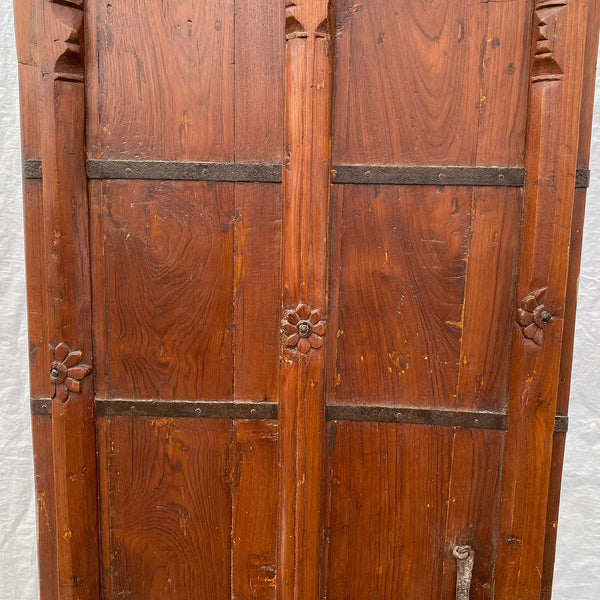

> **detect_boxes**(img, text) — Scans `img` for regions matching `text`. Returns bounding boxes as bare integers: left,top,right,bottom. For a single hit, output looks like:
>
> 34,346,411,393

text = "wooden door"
13,0,600,598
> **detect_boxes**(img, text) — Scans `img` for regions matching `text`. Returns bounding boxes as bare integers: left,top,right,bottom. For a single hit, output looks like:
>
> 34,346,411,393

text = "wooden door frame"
12,1,600,599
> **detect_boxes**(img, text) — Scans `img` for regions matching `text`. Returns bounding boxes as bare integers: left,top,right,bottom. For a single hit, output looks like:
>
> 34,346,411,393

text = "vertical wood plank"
233,184,282,403
97,417,232,600
91,180,235,400
541,2,600,595
279,1,334,598
31,415,58,600
37,1,100,597
495,1,590,597
232,421,279,599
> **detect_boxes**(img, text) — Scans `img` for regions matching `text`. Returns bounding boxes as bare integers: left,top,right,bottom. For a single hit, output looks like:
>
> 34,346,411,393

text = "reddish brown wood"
12,2,600,599
90,180,235,400
232,421,279,599
97,416,232,599
233,184,282,403
279,1,334,598
541,3,600,595
31,415,58,600
495,1,591,597
332,0,532,166
34,1,101,598
325,422,502,599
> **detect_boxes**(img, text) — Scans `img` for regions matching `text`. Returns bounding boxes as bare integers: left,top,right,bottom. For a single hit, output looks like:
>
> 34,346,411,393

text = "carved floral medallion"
516,288,553,346
50,342,92,402
282,304,326,354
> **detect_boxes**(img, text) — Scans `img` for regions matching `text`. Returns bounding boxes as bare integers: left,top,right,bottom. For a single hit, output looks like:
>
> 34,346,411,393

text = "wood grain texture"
14,0,46,398
332,0,532,166
456,188,521,411
324,422,502,599
232,421,279,599
233,184,281,402
233,0,284,162
331,184,469,407
279,1,334,598
37,0,100,595
495,1,591,597
97,416,232,600
91,180,234,400
541,3,600,595
31,416,58,600
88,0,234,161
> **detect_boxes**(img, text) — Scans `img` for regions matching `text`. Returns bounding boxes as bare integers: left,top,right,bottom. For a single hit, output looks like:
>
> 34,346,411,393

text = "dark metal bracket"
23,158,591,188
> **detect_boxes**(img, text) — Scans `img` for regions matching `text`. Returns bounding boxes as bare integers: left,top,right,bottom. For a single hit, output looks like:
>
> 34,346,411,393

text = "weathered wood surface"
33,1,101,598
541,3,600,596
495,1,591,597
12,1,599,598
279,1,333,599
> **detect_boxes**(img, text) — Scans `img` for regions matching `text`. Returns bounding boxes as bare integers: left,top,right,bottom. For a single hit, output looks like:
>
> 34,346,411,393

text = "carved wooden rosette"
279,1,334,599
496,1,590,597
37,1,100,598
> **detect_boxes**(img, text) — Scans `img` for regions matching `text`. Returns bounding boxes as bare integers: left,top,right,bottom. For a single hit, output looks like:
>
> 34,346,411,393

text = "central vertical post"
279,1,334,599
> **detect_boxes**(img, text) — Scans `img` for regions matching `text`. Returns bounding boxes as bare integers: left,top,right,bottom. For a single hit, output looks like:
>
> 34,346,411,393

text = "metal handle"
452,545,475,600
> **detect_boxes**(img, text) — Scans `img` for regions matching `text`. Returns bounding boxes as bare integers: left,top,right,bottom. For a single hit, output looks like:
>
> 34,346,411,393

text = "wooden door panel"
325,422,503,600
233,184,282,403
232,421,279,599
330,184,519,410
332,0,532,166
87,0,284,162
14,0,599,597
91,180,236,400
88,0,235,161
98,417,233,600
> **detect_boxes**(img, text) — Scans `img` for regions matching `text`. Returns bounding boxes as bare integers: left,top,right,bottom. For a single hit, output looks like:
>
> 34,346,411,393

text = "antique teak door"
12,0,600,598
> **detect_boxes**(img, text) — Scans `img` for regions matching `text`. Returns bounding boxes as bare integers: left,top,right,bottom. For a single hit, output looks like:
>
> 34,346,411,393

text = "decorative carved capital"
282,304,326,354
44,0,84,81
516,288,553,346
532,1,567,84
285,1,330,41
50,342,92,402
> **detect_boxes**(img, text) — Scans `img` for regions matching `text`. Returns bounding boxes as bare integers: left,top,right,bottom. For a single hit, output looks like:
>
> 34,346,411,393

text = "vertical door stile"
37,1,100,598
495,0,589,597
279,1,334,599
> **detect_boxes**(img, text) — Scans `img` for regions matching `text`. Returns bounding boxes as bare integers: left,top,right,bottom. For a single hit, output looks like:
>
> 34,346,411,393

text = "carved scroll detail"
46,0,84,81
285,1,330,40
282,304,326,354
50,342,92,402
516,288,553,346
532,1,568,84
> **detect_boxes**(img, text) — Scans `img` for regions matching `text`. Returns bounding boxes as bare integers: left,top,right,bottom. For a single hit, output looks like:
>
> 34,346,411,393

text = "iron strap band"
23,159,590,188
30,397,568,433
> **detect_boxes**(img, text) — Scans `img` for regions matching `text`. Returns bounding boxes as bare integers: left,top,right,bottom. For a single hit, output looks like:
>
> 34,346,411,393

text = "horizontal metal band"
30,397,52,417
326,404,508,430
331,165,526,187
32,397,568,432
575,168,590,188
23,158,591,189
86,159,282,182
554,415,569,434
23,159,42,180
95,398,278,419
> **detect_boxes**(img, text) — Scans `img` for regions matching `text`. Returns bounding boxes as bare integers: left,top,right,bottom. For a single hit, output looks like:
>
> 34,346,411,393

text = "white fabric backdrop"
0,2,599,598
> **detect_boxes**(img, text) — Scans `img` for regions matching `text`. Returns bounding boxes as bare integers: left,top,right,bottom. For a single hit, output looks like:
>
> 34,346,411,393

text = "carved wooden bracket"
50,342,92,402
532,1,567,84
44,0,84,81
282,304,326,353
285,1,330,40
516,288,553,346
